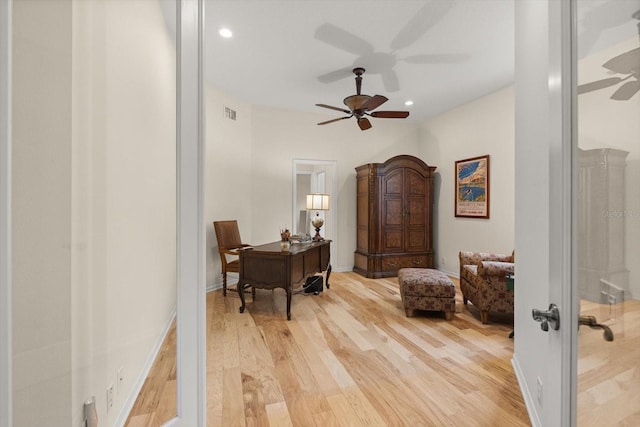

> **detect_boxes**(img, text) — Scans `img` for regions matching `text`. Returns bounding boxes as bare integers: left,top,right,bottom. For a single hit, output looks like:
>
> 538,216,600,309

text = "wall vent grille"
224,106,237,121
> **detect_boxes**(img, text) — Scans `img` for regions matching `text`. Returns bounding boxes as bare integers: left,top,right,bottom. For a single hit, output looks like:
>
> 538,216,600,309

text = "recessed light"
404,100,414,106
219,28,233,38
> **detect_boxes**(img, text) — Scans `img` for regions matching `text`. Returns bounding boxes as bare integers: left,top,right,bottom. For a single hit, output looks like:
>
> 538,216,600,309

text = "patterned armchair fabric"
459,251,515,324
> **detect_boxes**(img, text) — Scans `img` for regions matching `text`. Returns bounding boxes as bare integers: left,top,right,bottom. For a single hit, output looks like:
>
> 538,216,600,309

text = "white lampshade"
306,194,330,211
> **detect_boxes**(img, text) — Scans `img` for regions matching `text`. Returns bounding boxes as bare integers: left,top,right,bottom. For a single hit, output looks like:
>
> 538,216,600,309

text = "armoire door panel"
406,169,426,196
407,198,425,226
383,228,403,251
383,170,404,195
406,228,426,251
384,198,403,226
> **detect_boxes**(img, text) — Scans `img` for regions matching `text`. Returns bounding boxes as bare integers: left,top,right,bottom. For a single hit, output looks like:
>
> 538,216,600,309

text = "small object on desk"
280,227,291,241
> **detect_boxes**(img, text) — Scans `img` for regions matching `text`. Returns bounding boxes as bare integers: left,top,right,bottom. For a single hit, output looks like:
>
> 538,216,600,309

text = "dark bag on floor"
303,275,323,294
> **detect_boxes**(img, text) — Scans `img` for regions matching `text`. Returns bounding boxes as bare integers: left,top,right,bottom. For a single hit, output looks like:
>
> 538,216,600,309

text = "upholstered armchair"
459,251,515,324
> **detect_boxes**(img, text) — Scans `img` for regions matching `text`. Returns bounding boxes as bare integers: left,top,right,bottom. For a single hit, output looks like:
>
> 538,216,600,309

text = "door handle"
532,303,560,331
579,315,614,342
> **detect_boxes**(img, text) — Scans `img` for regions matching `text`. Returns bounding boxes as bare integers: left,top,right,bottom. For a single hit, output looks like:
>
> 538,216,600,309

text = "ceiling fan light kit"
316,67,409,131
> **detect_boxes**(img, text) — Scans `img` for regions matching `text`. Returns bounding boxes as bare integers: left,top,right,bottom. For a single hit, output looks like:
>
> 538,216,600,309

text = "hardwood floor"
577,298,640,426
126,272,529,426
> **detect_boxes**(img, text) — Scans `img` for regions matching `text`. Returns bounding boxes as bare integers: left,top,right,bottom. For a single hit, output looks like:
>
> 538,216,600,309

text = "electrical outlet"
536,377,543,405
441,257,446,265
117,367,124,394
106,384,114,412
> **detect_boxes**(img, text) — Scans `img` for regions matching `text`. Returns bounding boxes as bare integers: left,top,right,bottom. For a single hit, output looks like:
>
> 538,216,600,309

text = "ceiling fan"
316,67,409,131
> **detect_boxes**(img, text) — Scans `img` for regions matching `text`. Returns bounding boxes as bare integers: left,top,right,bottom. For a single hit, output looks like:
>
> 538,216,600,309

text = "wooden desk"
238,240,331,320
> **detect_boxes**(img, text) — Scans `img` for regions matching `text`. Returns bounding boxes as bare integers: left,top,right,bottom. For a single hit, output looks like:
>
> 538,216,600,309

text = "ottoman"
398,268,456,320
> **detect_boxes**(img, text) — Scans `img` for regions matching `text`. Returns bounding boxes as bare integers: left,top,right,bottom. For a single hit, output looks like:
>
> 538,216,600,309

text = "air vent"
224,106,236,121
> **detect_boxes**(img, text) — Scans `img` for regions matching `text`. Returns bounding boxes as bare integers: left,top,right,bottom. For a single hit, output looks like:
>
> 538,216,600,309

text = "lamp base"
312,227,324,241
311,212,325,241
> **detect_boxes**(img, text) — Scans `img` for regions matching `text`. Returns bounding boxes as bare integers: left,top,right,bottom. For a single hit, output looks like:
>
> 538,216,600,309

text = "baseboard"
438,267,459,278
115,309,176,427
512,355,541,427
207,282,222,293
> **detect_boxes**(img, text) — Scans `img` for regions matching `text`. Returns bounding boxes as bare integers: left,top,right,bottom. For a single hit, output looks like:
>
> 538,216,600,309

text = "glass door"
575,0,640,424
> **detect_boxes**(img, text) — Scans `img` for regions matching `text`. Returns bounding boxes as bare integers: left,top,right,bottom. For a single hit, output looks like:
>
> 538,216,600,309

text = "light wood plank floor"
126,272,529,426
577,298,640,426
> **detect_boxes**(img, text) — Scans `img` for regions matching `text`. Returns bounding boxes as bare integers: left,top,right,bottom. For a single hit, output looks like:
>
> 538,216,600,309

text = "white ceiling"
161,0,640,124
204,0,515,123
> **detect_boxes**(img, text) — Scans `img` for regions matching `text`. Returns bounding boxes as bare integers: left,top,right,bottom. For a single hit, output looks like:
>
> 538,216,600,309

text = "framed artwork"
455,155,490,218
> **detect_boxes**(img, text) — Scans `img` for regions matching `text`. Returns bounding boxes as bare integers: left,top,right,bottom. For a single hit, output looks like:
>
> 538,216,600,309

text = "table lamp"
306,193,330,241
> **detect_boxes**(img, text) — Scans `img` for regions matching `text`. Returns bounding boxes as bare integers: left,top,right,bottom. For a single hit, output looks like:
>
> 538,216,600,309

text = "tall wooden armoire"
354,155,436,278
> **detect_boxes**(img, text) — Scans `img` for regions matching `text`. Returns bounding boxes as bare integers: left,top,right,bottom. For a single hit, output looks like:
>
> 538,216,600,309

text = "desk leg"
325,263,332,289
286,285,292,320
239,281,246,313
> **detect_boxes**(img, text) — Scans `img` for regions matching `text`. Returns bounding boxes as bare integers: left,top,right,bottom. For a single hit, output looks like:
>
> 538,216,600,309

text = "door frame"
170,0,206,425
548,0,579,425
0,0,12,426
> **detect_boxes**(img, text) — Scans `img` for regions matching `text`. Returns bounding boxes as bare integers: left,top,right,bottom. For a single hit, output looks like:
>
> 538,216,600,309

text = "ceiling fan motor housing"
343,94,372,112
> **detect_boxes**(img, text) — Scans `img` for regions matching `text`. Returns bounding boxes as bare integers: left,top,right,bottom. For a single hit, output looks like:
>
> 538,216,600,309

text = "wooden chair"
213,220,252,296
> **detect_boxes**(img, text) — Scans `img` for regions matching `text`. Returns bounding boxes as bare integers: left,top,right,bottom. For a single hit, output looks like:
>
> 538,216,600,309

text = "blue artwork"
457,160,486,202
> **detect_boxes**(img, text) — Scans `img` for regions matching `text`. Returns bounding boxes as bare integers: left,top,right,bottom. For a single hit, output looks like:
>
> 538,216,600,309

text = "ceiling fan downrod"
353,67,365,95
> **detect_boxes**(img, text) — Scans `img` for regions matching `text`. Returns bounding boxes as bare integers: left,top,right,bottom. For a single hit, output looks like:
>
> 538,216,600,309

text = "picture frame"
455,154,490,218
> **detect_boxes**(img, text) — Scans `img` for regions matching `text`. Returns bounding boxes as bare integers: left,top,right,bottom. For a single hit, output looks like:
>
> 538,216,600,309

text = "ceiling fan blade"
610,80,640,100
577,77,623,94
390,0,453,51
358,117,372,131
317,67,354,83
314,23,374,56
402,53,470,64
360,95,388,111
602,47,640,75
370,111,410,119
316,103,351,114
318,116,351,126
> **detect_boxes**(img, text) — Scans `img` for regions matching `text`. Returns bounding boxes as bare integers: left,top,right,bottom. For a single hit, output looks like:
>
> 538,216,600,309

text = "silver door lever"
579,315,614,342
532,303,560,331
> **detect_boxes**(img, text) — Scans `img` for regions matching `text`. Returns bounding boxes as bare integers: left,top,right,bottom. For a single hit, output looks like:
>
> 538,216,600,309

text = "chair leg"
463,296,468,305
480,310,489,324
252,286,256,301
222,272,227,296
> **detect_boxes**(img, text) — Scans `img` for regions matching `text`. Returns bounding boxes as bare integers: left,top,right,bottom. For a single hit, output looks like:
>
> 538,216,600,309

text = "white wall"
203,97,424,280
249,106,422,272
71,1,178,425
204,85,253,289
12,1,72,424
419,86,515,276
13,0,177,425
